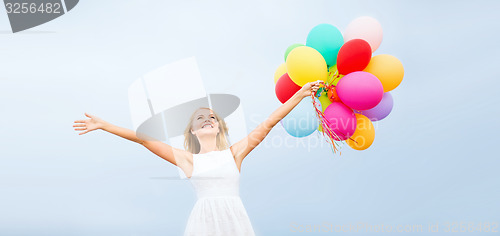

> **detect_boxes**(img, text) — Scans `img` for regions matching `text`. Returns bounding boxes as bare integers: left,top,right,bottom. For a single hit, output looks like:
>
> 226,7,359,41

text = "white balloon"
344,16,383,52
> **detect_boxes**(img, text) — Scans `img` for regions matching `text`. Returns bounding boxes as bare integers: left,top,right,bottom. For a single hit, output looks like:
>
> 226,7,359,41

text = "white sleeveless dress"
183,149,256,236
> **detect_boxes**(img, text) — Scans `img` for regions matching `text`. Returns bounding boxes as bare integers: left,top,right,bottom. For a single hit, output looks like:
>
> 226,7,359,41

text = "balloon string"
327,71,338,85
311,94,343,155
327,67,342,86
311,83,359,154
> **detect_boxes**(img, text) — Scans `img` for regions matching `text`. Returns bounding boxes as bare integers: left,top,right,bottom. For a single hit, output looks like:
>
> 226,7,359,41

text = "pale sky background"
1,0,499,235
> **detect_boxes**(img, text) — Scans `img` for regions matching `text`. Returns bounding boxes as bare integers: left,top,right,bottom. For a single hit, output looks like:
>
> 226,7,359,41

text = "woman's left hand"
297,80,322,98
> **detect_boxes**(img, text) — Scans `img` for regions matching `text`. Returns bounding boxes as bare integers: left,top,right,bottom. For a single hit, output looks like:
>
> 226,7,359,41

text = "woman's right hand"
73,113,107,135
297,80,322,98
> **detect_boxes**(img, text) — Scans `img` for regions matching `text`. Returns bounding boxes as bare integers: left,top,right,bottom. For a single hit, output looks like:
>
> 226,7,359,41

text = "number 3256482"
5,2,61,14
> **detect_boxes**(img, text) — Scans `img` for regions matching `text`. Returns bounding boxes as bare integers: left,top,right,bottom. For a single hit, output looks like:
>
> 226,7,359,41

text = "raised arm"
230,81,321,162
73,113,188,167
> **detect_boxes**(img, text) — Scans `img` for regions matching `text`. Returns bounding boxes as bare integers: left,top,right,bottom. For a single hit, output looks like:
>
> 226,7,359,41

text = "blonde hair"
184,108,230,154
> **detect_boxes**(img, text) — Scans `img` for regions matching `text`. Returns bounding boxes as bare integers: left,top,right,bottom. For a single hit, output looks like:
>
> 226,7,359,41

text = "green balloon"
284,43,304,62
306,24,344,66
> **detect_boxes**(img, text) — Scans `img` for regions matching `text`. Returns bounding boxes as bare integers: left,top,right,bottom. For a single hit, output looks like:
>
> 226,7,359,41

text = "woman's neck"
197,137,218,154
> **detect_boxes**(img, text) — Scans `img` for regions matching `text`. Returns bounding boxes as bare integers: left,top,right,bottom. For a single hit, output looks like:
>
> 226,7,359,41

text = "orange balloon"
346,114,375,150
327,87,341,103
363,54,404,92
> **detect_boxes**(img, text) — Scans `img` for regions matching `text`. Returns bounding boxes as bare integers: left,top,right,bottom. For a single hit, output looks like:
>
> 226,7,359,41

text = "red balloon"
275,73,301,103
337,39,372,75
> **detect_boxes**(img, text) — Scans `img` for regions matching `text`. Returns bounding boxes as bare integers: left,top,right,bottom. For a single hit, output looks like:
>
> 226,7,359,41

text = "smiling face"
190,108,220,138
184,107,230,154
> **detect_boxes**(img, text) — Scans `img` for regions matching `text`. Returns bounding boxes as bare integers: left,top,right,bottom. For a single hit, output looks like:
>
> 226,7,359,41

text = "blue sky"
0,0,499,235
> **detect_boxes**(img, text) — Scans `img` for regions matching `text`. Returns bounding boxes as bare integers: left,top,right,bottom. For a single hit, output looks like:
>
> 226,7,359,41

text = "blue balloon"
306,24,344,67
281,97,319,137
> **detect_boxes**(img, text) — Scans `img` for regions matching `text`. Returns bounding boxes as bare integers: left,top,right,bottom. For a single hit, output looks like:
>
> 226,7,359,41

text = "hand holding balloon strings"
298,80,322,98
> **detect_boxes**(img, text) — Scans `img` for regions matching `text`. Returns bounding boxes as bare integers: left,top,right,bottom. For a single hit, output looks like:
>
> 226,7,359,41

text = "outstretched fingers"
78,130,89,135
74,114,93,135
73,119,87,134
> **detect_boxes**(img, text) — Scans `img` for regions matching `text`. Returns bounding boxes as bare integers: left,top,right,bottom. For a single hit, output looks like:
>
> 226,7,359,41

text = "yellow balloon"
328,64,338,73
318,93,332,112
326,65,341,86
316,93,332,132
363,54,404,92
346,114,375,150
286,46,328,86
332,74,344,86
274,63,287,84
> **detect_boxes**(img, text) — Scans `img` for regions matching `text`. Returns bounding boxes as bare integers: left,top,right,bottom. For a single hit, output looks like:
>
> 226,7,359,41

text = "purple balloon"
354,92,393,121
336,71,384,110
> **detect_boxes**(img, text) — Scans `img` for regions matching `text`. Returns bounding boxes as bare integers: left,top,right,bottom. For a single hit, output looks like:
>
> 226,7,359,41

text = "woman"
73,81,321,235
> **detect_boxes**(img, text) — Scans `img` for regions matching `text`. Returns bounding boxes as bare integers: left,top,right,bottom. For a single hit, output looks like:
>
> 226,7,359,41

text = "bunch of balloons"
274,16,404,152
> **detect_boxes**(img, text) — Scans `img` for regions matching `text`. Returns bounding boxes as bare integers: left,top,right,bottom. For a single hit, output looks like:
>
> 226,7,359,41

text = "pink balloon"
344,16,383,53
323,102,357,141
336,71,384,110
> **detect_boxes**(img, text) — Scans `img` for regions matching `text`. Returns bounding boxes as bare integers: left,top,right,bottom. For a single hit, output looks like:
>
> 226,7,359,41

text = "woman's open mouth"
202,124,213,129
